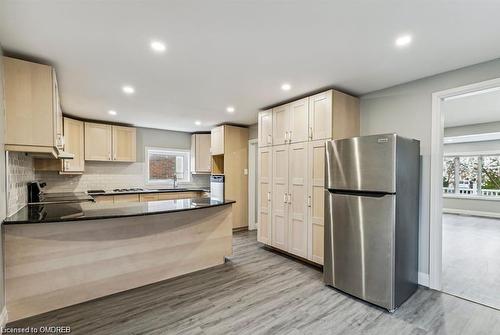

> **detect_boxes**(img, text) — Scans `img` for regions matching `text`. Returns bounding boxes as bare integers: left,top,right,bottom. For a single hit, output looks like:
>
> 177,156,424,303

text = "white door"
288,142,309,258
272,145,289,250
257,146,272,243
258,110,273,147
289,98,309,143
272,104,290,145
309,90,332,141
308,140,326,264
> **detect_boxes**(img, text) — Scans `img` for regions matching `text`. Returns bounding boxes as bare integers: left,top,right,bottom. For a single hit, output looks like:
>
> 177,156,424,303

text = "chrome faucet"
173,174,178,189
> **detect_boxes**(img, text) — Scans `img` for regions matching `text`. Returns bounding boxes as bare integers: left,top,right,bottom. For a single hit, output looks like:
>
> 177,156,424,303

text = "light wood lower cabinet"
257,147,272,244
271,145,289,250
258,140,327,265
113,194,140,203
307,140,326,265
140,193,159,202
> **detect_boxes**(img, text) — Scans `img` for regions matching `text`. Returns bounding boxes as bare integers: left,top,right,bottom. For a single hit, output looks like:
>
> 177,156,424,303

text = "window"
443,154,500,198
145,147,190,185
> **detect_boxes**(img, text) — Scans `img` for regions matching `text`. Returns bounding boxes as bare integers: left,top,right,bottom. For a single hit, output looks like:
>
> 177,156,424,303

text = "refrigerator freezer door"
329,192,396,310
326,134,397,193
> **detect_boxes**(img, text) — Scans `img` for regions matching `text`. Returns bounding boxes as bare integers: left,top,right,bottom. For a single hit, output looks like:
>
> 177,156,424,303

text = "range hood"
5,144,74,159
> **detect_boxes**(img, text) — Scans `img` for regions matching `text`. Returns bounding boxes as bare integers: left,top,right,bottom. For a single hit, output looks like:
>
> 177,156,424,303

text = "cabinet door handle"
288,131,292,143
309,127,313,140
267,192,271,201
307,195,312,207
288,193,292,204
283,193,287,203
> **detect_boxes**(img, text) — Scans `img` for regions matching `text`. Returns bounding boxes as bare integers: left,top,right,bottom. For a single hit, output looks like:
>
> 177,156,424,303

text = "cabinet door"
308,140,326,264
4,57,54,147
52,69,64,149
85,122,112,161
62,117,84,172
196,134,211,172
112,126,136,162
211,126,225,155
288,142,309,258
257,147,272,244
289,98,309,143
272,104,290,145
140,193,159,202
309,90,332,141
258,110,273,147
272,145,289,250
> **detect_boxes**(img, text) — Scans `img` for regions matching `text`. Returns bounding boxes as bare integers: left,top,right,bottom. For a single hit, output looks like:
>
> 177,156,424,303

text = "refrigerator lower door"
325,191,396,310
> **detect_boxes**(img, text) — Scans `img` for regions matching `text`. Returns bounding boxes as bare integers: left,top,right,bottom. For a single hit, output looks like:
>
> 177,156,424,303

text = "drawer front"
140,194,159,202
113,194,140,203
93,195,114,203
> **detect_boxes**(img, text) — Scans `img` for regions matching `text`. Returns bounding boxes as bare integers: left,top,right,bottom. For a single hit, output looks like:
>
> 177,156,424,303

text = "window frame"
443,151,500,201
144,147,191,186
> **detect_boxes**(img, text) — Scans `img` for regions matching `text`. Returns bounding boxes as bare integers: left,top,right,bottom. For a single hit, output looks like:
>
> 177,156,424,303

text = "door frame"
248,139,258,231
429,77,500,290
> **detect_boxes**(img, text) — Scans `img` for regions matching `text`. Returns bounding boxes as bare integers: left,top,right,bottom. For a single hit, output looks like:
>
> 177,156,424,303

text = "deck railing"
443,187,500,197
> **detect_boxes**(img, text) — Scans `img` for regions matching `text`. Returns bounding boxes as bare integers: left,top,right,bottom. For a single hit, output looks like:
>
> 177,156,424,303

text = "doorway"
430,78,500,309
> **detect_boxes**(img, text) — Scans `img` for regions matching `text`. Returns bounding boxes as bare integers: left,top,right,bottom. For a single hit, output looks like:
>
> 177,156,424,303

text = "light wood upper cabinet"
211,126,225,155
191,133,211,173
52,69,64,149
309,91,332,141
112,126,136,162
271,145,289,250
62,117,84,172
4,57,56,148
257,147,272,244
85,122,112,161
258,110,273,147
84,122,136,162
272,104,290,145
289,98,309,143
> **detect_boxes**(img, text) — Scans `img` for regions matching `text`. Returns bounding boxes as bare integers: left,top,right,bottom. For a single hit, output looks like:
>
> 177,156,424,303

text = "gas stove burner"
112,188,144,193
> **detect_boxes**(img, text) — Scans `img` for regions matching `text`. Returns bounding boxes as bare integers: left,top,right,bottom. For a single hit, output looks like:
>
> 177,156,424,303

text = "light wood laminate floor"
7,230,500,334
443,213,500,310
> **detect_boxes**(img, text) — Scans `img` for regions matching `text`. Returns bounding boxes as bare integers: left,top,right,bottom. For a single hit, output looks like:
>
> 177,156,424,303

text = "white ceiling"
2,1,500,132
443,89,500,127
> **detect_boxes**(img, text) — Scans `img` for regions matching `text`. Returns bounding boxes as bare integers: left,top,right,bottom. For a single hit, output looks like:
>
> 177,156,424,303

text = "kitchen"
1,1,500,334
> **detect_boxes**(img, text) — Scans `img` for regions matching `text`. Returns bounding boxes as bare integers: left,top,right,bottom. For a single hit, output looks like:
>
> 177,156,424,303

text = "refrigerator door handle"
327,189,392,198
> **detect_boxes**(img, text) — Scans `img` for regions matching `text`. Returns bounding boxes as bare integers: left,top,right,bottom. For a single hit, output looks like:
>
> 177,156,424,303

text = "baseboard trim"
418,272,429,287
443,208,500,219
0,306,8,328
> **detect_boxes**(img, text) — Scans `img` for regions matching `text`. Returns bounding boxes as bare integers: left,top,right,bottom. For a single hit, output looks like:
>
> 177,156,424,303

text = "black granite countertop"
87,188,210,196
4,197,235,224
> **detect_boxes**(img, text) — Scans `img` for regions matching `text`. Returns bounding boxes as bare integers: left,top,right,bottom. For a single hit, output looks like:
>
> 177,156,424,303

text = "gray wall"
136,127,192,162
0,45,7,317
248,123,258,140
360,57,500,276
443,121,500,215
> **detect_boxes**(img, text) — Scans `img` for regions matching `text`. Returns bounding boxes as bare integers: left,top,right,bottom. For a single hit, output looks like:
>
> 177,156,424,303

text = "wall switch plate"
244,168,248,175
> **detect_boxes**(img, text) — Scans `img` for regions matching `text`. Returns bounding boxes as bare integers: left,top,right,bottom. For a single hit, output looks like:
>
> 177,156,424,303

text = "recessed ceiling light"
150,40,166,53
108,110,117,116
226,106,235,113
195,120,202,126
122,85,135,94
281,83,291,91
395,34,412,47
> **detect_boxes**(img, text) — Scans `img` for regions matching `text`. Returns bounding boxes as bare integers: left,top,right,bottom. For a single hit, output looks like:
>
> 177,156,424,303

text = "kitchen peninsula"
3,197,234,321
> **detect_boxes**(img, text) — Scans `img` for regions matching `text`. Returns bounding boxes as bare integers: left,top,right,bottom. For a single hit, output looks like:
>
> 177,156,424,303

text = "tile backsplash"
7,152,35,215
36,161,210,193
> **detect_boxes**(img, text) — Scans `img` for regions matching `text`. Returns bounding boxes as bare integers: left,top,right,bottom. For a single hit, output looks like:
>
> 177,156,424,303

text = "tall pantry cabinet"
257,89,360,265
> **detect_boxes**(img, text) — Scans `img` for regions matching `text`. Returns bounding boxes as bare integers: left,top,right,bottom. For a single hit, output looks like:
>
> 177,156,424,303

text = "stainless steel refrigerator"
324,134,420,311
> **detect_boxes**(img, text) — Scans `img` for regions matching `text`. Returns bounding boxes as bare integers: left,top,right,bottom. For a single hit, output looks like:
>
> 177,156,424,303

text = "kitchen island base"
5,204,233,321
